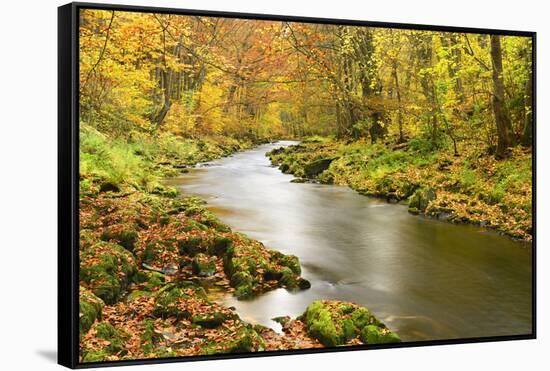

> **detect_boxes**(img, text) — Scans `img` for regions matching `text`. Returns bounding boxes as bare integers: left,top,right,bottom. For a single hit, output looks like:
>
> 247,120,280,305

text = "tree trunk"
521,49,533,146
392,61,404,143
490,35,515,158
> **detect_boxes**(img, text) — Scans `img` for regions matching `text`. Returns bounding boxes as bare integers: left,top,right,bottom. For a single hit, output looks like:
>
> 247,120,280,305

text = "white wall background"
0,0,545,369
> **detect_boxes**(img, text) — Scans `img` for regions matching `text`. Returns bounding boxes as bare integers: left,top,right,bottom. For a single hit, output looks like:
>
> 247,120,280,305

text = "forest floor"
267,136,532,242
78,129,400,362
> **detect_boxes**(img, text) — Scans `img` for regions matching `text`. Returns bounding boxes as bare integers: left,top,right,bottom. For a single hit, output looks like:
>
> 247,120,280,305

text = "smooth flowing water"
166,141,532,342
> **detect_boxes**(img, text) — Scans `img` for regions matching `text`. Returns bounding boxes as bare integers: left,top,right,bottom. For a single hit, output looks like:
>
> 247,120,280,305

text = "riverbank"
267,138,532,242
79,132,400,362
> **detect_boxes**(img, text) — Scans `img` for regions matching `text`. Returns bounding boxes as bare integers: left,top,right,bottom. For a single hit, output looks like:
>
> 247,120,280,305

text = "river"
165,141,532,342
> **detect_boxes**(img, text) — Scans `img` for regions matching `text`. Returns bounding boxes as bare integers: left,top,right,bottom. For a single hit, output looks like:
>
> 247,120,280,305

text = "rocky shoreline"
79,141,400,362
267,140,532,242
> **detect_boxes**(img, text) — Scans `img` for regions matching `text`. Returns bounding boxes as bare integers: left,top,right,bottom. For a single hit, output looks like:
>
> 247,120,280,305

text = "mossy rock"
178,236,203,256
279,267,298,288
153,283,207,318
144,271,165,290
210,236,232,256
126,290,152,301
79,286,104,335
191,253,217,277
100,226,138,252
81,322,126,362
408,187,436,212
192,312,228,328
234,281,254,299
263,267,283,281
301,300,399,347
99,181,120,193
360,325,401,344
303,301,340,346
80,242,138,304
277,254,301,275
304,157,336,178
151,184,179,198
227,327,266,353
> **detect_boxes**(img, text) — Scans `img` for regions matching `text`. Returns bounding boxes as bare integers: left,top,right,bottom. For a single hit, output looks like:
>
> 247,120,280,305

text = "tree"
490,35,515,158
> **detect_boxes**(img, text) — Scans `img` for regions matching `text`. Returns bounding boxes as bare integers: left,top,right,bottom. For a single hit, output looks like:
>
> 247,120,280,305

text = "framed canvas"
58,2,536,368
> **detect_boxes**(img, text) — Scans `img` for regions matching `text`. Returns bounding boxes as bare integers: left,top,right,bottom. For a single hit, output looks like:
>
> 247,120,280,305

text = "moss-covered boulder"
79,286,104,335
100,226,138,252
192,312,228,328
300,300,400,347
152,283,207,318
360,325,401,344
191,253,217,277
408,187,436,212
81,322,127,362
304,157,336,178
80,242,138,304
201,326,265,355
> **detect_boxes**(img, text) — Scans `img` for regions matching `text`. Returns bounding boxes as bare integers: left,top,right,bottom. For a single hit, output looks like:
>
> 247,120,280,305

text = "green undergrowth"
79,123,257,196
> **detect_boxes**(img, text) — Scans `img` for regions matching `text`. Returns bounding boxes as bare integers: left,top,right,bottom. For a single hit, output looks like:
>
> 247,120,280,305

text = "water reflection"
166,141,532,342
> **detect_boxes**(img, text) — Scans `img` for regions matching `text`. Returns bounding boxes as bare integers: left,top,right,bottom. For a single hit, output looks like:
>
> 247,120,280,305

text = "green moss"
81,322,126,362
278,254,301,275
153,285,190,318
227,327,265,353
360,325,400,344
302,300,399,346
191,253,216,277
82,349,109,363
80,242,137,304
153,283,207,318
350,307,371,328
100,227,138,252
279,267,298,288
342,319,357,342
234,282,254,299
408,187,436,212
192,312,227,328
178,236,203,256
126,290,151,301
308,307,340,347
79,287,104,335
211,236,232,255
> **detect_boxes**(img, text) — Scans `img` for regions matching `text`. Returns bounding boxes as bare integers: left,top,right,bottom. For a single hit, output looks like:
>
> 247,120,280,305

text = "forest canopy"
80,10,533,157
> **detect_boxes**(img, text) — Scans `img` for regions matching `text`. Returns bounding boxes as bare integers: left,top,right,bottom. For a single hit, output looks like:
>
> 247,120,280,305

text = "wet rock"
408,187,436,212
360,325,401,344
300,300,400,347
304,157,336,178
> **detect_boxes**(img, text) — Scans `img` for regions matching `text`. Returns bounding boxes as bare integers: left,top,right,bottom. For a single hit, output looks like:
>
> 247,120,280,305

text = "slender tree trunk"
521,50,533,146
392,61,404,143
490,35,515,158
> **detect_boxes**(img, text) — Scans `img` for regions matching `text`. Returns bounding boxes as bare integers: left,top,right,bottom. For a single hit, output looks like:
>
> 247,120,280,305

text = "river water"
166,141,532,342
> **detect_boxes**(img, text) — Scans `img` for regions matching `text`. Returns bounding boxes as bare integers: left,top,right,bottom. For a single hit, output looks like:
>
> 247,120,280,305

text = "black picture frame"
58,2,537,368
